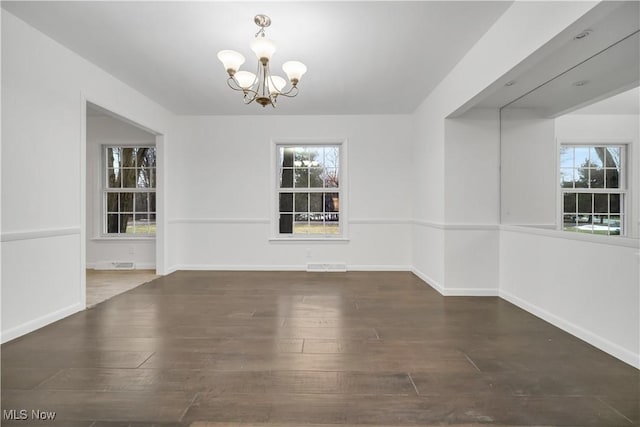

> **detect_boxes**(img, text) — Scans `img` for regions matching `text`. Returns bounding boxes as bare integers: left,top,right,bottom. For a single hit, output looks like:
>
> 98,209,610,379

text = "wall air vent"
112,262,135,270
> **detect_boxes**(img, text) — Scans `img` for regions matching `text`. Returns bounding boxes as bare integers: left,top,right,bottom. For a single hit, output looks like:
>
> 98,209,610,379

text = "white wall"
167,115,413,271
411,1,598,292
500,228,639,368
500,108,557,227
498,112,640,368
443,108,500,294
1,11,173,342
86,114,156,269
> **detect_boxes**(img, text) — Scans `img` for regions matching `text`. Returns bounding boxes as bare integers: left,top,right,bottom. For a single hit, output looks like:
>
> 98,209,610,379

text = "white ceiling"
570,86,640,115
475,1,639,116
1,1,512,115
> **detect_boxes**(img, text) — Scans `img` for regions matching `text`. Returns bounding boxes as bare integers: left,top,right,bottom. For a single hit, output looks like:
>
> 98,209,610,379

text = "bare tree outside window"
560,145,624,236
278,145,341,236
105,146,156,235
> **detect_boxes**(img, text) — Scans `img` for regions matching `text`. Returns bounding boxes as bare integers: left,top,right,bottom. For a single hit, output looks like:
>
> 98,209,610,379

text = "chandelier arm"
243,94,256,105
275,85,299,98
227,77,259,104
226,77,245,92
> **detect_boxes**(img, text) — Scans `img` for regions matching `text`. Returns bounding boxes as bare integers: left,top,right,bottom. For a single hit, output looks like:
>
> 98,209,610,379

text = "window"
560,144,625,236
104,146,156,236
276,144,342,237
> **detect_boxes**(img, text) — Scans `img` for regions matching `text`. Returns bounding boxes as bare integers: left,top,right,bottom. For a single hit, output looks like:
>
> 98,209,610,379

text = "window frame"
270,138,348,241
557,140,628,237
101,144,157,238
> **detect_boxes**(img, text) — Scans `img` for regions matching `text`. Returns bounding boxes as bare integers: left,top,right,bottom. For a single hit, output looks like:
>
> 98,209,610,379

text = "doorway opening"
84,102,162,306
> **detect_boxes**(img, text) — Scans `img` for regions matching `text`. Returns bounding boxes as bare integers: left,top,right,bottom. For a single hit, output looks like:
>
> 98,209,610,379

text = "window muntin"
277,145,341,236
560,144,625,236
104,146,156,236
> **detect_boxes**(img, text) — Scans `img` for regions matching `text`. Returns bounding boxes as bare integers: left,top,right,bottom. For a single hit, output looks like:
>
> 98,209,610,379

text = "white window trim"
556,139,630,237
269,138,349,241
101,144,157,239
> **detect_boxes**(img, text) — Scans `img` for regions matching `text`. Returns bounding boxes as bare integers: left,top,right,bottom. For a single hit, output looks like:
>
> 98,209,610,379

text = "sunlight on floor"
86,269,158,307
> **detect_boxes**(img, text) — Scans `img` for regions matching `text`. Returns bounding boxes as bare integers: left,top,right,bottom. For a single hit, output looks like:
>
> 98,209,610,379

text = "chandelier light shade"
217,14,307,107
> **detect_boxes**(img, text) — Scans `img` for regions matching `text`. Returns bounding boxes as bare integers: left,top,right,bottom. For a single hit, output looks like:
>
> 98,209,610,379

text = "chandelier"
217,14,307,108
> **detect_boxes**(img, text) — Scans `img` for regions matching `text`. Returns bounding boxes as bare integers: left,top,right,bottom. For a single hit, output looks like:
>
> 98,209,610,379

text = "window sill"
92,236,156,242
269,237,350,243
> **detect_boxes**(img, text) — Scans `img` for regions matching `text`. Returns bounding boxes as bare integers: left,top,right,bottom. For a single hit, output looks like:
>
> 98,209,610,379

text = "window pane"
589,168,604,188
563,214,577,231
560,168,575,188
323,168,339,188
293,148,309,168
563,193,576,213
577,193,592,212
308,213,325,234
133,214,152,234
279,193,293,212
107,147,121,169
135,193,149,212
122,168,137,188
294,213,308,234
295,193,308,212
281,147,295,168
309,168,324,188
605,168,620,188
107,168,121,188
122,214,134,233
106,193,119,212
560,146,573,168
610,194,621,213
279,214,293,234
120,193,133,212
140,147,156,168
121,148,136,167
325,146,339,169
149,193,156,212
610,215,622,235
106,214,119,234
575,168,588,188
605,147,621,168
137,168,152,188
294,168,309,188
280,168,294,188
574,147,589,167
326,214,340,234
307,147,323,167
594,194,608,213
309,193,323,211
325,193,339,212
588,147,604,168
150,168,157,188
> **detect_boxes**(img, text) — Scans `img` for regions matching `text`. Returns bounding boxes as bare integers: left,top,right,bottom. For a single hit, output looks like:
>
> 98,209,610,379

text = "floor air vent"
306,263,347,272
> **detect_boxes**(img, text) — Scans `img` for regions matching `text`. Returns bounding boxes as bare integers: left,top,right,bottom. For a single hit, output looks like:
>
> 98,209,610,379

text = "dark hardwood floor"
1,271,638,426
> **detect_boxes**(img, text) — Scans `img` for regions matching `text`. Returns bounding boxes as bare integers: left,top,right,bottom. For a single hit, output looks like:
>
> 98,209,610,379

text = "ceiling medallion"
217,14,307,108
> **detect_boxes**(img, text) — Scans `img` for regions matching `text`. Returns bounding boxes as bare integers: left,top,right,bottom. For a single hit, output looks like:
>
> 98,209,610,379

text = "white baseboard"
1,302,84,344
348,265,412,271
87,262,156,270
411,267,446,294
167,264,412,273
442,288,499,296
168,264,306,272
410,267,497,296
500,289,640,369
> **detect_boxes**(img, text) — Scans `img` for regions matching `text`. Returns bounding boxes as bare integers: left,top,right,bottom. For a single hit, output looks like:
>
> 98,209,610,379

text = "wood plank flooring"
86,269,159,307
2,271,638,426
